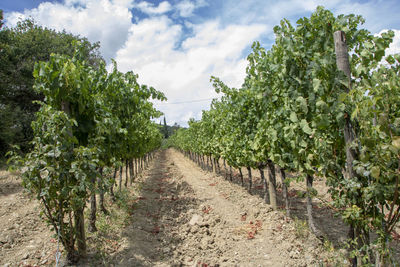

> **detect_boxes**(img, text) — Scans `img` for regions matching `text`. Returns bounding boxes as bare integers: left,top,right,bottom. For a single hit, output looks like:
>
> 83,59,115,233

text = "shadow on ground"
111,150,199,266
209,164,400,262
203,165,351,249
0,179,24,197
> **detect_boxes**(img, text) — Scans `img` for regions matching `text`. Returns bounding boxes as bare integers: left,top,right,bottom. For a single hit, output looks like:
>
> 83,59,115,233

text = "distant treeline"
159,116,182,139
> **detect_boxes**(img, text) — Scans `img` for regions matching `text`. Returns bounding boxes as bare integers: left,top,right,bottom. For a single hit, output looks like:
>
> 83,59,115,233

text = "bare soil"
108,149,341,266
1,149,398,266
223,161,400,261
0,170,58,266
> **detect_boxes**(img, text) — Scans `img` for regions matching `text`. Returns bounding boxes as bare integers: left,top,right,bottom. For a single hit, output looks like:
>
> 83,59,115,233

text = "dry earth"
109,149,341,266
3,148,399,266
0,169,58,266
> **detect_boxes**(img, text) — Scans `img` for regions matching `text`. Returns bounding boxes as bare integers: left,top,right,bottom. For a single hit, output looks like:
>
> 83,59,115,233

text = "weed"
96,213,112,234
115,189,130,208
323,239,335,253
293,218,309,239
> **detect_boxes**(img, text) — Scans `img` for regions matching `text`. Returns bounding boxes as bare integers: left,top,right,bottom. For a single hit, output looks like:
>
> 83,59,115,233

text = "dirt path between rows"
0,148,344,266
112,149,336,266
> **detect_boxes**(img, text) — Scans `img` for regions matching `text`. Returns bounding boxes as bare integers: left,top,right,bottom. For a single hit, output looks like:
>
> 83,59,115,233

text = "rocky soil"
109,149,342,266
3,148,399,266
0,170,58,266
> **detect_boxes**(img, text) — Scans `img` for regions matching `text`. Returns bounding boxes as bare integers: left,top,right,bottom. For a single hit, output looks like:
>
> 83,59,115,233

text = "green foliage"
169,6,400,263
347,52,400,258
9,104,99,259
0,18,102,156
293,218,310,239
0,105,25,156
8,44,165,262
0,10,3,29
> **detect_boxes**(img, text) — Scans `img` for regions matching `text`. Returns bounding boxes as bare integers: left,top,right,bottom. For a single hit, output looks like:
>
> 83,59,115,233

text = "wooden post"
99,168,108,214
130,160,134,185
110,167,117,201
334,30,368,267
334,31,351,83
334,31,358,180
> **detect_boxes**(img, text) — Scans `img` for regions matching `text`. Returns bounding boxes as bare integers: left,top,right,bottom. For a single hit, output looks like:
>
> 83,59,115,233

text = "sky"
2,0,400,126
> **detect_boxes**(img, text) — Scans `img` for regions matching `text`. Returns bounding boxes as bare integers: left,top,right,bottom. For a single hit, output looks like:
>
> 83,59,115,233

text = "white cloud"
64,0,88,5
182,111,194,122
218,0,323,26
176,1,196,17
218,0,400,34
116,16,266,125
176,0,207,17
385,29,400,56
134,1,172,15
375,29,400,67
3,0,400,126
329,0,400,33
5,0,133,60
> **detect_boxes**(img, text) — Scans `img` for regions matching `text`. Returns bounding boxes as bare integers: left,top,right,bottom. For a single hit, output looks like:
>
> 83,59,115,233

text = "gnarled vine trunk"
306,174,317,233
88,174,97,232
110,167,117,202
118,165,123,192
125,159,128,187
238,168,243,185
266,161,277,210
247,166,252,193
259,167,269,204
98,168,108,214
279,168,290,216
223,159,227,179
74,207,86,258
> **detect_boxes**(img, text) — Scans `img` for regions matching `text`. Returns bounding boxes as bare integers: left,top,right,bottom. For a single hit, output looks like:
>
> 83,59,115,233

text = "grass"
293,217,310,239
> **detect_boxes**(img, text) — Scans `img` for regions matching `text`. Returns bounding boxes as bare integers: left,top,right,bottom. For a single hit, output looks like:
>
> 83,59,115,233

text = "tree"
163,116,169,138
0,10,4,29
0,18,102,156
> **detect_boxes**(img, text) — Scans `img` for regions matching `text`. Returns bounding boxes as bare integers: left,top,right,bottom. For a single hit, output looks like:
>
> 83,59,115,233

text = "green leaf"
299,139,307,148
338,93,347,102
313,78,321,92
296,97,308,113
290,112,298,122
300,119,313,135
316,100,326,109
351,106,359,120
370,166,380,179
392,136,400,149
